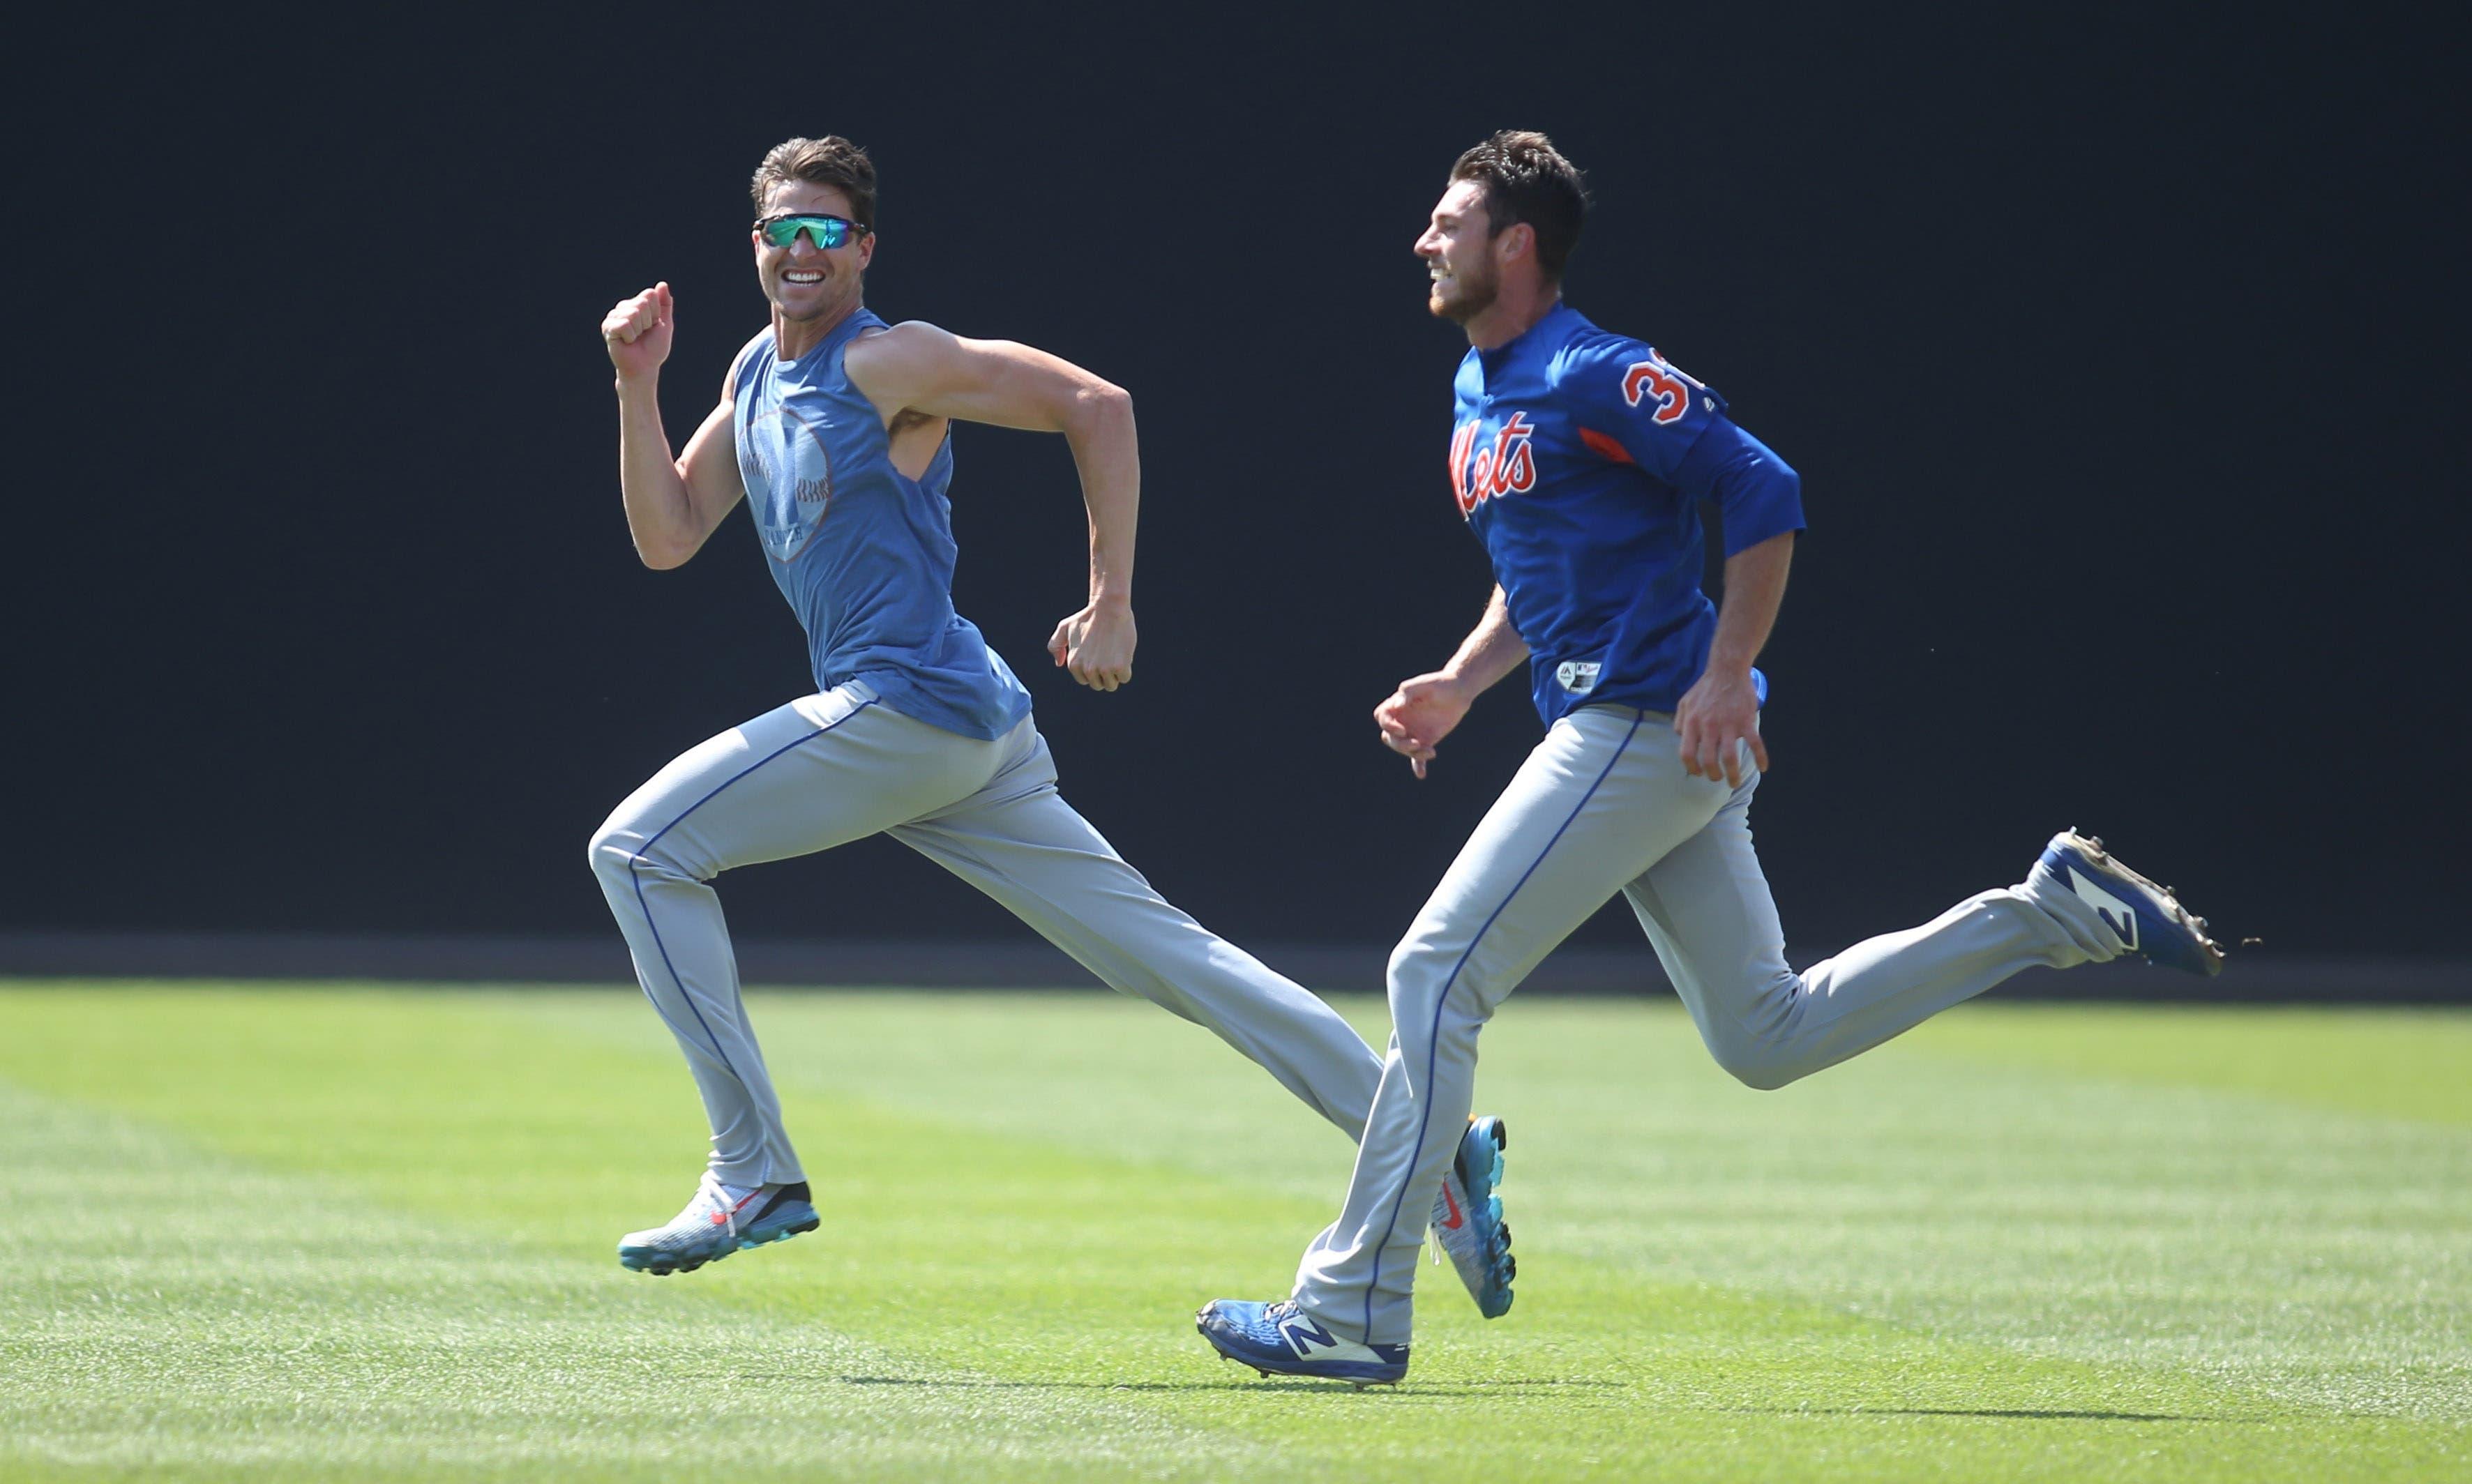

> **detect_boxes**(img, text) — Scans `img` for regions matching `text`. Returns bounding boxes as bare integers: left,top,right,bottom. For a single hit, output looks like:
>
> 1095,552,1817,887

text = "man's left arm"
1669,415,1806,787
1675,530,1793,787
845,323,1138,690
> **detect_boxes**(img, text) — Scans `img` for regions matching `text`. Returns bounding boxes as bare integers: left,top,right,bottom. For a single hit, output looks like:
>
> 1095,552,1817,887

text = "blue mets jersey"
1447,303,1805,725
732,308,1033,740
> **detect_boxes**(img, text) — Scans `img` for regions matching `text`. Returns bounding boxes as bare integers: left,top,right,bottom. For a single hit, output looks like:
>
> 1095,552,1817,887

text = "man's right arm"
1375,584,1529,779
603,282,746,570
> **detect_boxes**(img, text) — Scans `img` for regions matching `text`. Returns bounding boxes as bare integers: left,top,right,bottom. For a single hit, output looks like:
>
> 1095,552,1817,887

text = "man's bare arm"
1674,529,1793,787
603,282,746,570
1376,585,1530,779
845,323,1138,690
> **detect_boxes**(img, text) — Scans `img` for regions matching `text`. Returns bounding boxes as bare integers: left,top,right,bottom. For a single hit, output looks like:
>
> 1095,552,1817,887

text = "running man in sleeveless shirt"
589,137,1517,1312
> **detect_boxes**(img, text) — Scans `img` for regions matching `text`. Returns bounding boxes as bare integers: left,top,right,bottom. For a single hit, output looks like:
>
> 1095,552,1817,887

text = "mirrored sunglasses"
755,213,866,250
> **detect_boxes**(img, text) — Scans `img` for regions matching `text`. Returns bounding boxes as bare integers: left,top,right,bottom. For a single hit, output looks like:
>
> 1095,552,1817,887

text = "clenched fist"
1047,597,1137,692
603,282,674,382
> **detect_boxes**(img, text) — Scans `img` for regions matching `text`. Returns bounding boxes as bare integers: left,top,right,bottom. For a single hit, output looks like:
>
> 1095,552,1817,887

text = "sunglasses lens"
762,216,855,249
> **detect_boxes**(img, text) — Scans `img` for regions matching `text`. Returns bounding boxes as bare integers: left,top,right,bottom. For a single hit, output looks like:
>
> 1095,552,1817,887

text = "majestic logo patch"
1555,660,1602,694
2062,865,2139,950
1449,413,1539,516
1620,350,1703,426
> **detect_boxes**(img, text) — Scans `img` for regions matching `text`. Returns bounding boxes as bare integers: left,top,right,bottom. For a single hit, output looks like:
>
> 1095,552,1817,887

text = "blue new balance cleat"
2037,830,2225,976
617,1173,819,1276
1196,1298,1409,1387
1431,1114,1515,1318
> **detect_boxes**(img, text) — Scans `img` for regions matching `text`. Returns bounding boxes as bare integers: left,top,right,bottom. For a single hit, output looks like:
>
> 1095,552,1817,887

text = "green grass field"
1,984,2464,1481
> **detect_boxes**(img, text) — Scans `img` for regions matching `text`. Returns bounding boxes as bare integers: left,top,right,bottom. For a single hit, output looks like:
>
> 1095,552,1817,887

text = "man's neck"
774,296,864,361
1462,284,1561,352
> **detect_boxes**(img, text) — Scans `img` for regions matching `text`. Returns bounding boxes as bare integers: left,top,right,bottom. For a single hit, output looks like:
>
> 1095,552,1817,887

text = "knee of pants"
1385,939,1495,1048
1709,1046,1802,1093
587,815,681,902
1698,983,1812,1092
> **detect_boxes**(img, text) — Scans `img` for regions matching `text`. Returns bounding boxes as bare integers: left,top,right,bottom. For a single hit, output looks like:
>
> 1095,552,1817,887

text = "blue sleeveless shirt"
731,308,1033,740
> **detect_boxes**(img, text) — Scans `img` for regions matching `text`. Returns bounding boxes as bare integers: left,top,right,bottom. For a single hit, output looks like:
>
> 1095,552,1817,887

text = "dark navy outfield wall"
8,8,2464,964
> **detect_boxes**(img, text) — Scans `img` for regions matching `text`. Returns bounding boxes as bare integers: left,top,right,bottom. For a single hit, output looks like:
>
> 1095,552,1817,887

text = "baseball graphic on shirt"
740,403,834,563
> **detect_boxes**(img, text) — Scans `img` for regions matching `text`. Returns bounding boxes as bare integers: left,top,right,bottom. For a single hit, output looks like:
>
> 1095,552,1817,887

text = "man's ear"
1496,221,1535,268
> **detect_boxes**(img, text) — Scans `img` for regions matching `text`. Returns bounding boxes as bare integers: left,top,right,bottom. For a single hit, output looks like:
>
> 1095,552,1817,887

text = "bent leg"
1293,706,1735,1345
1627,787,2124,1091
589,685,1000,1185
888,725,1385,1138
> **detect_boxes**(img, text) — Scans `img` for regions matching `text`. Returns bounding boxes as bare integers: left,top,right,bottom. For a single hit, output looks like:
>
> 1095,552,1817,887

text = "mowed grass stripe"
0,990,1256,1483
1,985,2465,1482
528,989,2472,1422
1899,1003,2472,1126
0,1082,1240,1484
0,999,2295,1484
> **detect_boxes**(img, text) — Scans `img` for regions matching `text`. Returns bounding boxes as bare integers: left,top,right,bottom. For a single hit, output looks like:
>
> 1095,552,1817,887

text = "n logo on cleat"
2063,865,2138,950
1274,1311,1344,1360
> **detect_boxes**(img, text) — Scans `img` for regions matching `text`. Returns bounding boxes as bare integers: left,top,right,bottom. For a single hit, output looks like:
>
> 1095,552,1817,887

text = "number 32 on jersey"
1620,351,1704,425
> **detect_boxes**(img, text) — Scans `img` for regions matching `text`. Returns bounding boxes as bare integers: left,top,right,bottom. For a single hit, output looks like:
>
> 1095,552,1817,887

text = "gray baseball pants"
1291,702,2126,1345
589,680,1384,1187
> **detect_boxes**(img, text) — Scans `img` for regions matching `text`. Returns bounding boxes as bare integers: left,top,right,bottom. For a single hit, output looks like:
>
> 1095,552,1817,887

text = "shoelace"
692,1171,741,1241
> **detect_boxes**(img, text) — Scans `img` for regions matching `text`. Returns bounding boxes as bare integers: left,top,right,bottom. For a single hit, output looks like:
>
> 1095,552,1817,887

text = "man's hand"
1376,672,1478,780
1047,596,1136,691
603,282,674,383
1673,665,1768,788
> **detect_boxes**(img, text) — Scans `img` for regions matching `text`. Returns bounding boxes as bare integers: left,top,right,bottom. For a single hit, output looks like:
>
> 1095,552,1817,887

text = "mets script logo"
1449,413,1538,516
1620,349,1705,426
739,403,834,563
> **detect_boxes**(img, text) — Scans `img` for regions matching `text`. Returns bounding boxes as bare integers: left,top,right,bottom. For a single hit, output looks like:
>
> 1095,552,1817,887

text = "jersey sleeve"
1560,333,1804,554
1558,334,1728,481
1671,414,1807,555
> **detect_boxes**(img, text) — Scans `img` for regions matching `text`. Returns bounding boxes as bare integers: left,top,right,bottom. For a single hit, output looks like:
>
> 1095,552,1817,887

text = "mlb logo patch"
1555,661,1601,694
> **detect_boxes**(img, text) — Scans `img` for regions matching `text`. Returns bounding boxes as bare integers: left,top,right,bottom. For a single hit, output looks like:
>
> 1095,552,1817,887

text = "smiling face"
1415,179,1505,324
752,179,874,326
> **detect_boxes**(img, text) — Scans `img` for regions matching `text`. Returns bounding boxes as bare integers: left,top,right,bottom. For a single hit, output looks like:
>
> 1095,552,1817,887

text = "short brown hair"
751,136,877,231
1449,130,1588,280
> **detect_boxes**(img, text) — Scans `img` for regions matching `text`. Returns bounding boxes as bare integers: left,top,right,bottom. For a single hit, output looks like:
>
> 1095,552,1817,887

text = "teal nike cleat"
617,1172,818,1276
1430,1114,1514,1317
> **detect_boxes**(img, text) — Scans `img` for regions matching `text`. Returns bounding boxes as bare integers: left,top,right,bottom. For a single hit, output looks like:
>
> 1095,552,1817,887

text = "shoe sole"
1197,1325,1407,1388
618,1206,821,1277
1455,1117,1515,1318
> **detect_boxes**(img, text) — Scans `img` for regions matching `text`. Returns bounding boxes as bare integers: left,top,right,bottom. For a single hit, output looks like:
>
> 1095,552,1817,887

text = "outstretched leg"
889,723,1385,1137
589,683,1003,1186
900,721,1523,1319
1626,792,2127,1090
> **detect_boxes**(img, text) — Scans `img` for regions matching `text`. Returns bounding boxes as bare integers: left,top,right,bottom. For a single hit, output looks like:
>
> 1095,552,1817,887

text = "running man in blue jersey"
587,136,1514,1310
1196,130,2224,1386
